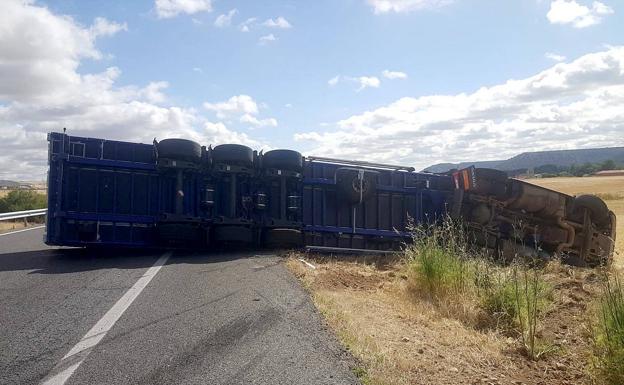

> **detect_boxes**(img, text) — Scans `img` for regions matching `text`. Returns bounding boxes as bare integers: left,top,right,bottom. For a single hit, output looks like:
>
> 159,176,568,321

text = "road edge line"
0,225,46,237
39,251,172,385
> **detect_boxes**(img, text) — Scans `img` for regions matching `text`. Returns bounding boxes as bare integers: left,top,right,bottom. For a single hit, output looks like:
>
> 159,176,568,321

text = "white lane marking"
298,258,316,270
40,251,172,385
0,225,45,237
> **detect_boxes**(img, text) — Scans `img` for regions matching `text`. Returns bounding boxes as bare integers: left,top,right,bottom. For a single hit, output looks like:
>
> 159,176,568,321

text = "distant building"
594,170,624,177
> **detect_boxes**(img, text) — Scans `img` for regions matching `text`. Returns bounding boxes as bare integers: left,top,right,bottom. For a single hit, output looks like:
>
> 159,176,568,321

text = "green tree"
0,190,47,213
600,159,616,171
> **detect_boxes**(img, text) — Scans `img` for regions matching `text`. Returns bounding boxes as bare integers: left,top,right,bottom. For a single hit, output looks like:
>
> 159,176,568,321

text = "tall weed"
595,274,624,384
406,218,472,298
512,265,553,359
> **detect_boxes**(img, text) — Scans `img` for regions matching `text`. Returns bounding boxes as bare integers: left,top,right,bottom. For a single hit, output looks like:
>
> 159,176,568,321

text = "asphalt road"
0,227,359,385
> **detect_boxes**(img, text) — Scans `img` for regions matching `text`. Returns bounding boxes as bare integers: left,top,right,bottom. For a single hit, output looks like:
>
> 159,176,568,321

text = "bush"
595,274,624,384
478,268,518,328
406,218,472,297
0,190,47,213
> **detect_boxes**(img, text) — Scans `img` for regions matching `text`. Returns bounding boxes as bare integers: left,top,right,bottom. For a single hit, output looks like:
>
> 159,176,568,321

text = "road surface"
0,227,358,385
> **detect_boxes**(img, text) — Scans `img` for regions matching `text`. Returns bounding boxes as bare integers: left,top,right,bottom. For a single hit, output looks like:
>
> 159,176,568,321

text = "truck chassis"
45,132,616,266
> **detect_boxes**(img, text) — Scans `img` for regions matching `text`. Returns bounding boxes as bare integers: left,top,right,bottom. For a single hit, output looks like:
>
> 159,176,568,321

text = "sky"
0,0,623,180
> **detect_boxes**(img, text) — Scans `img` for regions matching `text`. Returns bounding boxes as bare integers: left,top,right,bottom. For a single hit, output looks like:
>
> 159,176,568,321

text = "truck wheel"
158,139,202,163
262,149,303,172
212,144,254,168
335,168,377,204
213,225,253,244
573,194,610,228
264,228,303,248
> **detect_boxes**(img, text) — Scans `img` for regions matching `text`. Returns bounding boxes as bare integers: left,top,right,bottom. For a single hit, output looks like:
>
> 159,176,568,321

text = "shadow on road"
0,248,279,275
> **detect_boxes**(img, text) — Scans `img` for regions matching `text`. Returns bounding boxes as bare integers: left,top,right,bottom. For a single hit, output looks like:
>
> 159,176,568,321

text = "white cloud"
192,67,203,73
0,0,256,180
155,0,212,19
262,17,292,29
545,52,566,62
382,70,408,79
240,114,278,128
204,95,278,129
238,17,257,32
285,103,293,108
296,46,624,171
355,76,381,91
367,0,453,14
259,33,277,45
328,75,381,91
203,95,259,118
546,0,614,28
90,17,128,37
214,8,237,28
138,81,169,104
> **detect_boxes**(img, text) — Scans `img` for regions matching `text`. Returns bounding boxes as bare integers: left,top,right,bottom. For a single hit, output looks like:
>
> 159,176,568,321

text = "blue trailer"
45,132,615,266
45,132,450,249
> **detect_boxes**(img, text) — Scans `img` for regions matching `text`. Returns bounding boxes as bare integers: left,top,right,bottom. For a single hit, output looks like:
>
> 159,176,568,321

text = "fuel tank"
506,180,569,217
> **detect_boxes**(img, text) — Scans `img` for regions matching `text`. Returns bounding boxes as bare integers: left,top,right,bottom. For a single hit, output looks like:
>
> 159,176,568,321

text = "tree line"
534,159,622,178
0,190,47,213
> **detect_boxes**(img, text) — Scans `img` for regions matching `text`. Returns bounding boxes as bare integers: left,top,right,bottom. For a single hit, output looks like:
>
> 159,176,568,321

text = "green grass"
478,268,518,328
405,217,553,359
595,274,624,384
406,218,473,298
351,366,371,384
512,266,554,360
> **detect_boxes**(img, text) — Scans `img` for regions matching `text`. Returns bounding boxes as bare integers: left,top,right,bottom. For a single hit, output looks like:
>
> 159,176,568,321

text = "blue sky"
1,0,623,179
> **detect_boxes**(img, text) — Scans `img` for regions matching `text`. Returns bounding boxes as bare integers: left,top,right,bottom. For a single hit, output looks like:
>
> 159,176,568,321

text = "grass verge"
594,273,624,384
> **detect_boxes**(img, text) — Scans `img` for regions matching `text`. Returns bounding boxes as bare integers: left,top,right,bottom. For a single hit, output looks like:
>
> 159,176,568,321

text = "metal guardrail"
0,208,47,221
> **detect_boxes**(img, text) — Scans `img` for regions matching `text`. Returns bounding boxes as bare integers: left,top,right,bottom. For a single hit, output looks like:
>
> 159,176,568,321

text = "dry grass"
288,256,603,385
525,175,624,197
0,220,44,234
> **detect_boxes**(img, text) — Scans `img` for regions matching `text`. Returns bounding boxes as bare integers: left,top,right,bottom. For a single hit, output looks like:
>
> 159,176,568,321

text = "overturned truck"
45,132,616,266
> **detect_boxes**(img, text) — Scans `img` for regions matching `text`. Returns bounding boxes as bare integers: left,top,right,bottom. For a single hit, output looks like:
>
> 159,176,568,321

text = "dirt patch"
289,256,608,385
309,262,394,291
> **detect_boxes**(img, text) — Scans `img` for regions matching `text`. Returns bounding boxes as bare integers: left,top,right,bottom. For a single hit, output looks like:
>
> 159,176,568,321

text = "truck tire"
212,144,254,168
264,228,303,248
262,149,303,172
158,139,202,163
336,168,377,204
572,194,610,228
213,225,253,244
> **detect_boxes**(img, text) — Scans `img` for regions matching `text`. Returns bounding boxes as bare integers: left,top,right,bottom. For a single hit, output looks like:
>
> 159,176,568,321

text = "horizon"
1,0,623,180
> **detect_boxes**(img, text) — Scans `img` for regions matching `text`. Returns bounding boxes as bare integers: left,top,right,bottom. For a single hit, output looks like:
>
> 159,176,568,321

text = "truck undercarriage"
45,132,616,267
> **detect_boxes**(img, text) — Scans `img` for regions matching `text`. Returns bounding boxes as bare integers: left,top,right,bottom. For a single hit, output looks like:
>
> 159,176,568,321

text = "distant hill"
424,147,624,173
0,180,20,188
